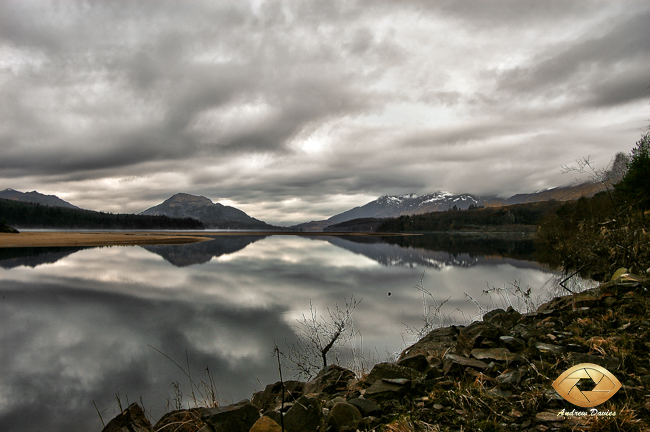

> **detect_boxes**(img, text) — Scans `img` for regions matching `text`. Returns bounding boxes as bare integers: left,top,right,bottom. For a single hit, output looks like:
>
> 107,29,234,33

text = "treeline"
537,133,650,281
377,200,561,233
0,199,204,230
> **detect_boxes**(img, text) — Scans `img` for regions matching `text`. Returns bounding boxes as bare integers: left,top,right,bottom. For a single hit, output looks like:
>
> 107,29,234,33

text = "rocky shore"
101,274,650,432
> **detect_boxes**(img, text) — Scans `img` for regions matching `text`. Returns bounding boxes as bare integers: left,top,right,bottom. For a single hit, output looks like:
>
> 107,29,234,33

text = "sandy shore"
0,232,213,248
0,230,413,248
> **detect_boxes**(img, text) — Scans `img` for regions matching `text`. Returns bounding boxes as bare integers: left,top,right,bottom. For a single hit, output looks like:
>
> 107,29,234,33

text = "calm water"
1,234,558,431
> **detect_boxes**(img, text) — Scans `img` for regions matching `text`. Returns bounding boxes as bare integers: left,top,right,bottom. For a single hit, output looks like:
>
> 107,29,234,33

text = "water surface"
0,234,557,432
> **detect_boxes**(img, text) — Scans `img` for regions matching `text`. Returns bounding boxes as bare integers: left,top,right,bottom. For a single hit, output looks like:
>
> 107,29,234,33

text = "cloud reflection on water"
0,234,555,432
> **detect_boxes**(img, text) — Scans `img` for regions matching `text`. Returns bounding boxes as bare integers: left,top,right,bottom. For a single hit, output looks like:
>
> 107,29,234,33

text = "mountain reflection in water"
0,234,555,432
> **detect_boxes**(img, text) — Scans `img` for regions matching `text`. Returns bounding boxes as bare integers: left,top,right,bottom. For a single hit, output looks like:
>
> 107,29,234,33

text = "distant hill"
0,198,204,230
0,188,80,209
293,182,606,231
498,182,606,205
140,193,278,230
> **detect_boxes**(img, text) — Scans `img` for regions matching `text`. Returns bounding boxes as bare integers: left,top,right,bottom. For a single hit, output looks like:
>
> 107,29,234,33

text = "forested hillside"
377,200,561,233
0,198,204,230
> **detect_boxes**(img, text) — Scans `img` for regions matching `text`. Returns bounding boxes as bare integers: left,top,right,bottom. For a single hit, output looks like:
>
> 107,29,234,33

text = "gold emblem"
552,363,621,408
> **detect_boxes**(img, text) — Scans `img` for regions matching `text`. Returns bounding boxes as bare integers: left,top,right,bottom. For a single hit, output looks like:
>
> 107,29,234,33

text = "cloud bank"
1,0,649,225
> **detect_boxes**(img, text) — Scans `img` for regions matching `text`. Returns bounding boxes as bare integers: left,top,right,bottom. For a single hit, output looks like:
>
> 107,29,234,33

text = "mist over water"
0,234,557,432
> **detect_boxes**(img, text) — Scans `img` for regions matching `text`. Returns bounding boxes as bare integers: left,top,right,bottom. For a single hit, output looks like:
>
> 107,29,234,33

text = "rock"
283,396,323,432
364,362,425,386
399,326,460,359
347,398,381,417
470,348,521,362
303,365,355,395
455,321,502,356
325,396,347,409
396,353,430,372
533,342,564,354
252,380,304,411
102,403,154,432
443,353,488,375
499,335,526,351
483,307,522,331
249,416,283,432
325,402,362,431
154,408,203,432
262,410,283,426
496,370,524,386
363,379,407,402
200,400,259,432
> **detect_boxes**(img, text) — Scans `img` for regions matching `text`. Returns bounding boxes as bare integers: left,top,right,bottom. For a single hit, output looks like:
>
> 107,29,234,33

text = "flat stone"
363,380,406,402
443,353,489,374
534,342,564,354
499,336,526,351
200,400,260,432
364,362,425,386
471,348,521,362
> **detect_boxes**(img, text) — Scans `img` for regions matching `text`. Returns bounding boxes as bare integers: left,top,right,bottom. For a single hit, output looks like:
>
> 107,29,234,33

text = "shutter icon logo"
552,363,622,408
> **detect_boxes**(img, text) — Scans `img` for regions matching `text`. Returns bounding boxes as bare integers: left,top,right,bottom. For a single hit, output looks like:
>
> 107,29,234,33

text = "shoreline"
0,230,416,248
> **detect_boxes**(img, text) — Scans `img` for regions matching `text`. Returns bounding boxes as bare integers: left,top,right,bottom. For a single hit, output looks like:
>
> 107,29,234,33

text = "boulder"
396,353,429,372
249,416,283,432
326,402,362,431
200,400,259,432
252,380,304,411
363,379,408,403
101,403,154,432
282,395,323,432
154,408,203,432
303,365,355,395
482,307,522,331
455,321,502,356
399,326,460,359
347,398,381,417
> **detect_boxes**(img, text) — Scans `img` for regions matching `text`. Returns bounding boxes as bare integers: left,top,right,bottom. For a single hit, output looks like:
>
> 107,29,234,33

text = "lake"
0,233,567,431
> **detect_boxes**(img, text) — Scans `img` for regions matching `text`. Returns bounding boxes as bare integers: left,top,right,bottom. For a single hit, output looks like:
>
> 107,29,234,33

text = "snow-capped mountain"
326,192,483,225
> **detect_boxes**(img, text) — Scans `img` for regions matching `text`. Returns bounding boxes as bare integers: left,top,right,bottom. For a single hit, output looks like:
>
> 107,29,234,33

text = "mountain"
500,182,606,205
293,192,483,231
293,182,607,232
0,188,80,209
140,193,277,230
327,192,483,225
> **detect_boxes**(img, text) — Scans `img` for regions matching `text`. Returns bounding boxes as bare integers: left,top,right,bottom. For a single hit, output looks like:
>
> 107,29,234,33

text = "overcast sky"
1,0,649,225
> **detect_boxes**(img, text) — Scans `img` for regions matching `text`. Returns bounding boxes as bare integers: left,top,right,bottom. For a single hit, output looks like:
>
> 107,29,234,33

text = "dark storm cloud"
1,0,649,223
495,9,650,108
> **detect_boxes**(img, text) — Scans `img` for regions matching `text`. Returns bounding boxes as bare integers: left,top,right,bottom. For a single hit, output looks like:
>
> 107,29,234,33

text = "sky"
1,0,649,226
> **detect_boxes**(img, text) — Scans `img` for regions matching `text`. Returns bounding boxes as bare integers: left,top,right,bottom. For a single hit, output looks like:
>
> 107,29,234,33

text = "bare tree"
282,296,361,380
